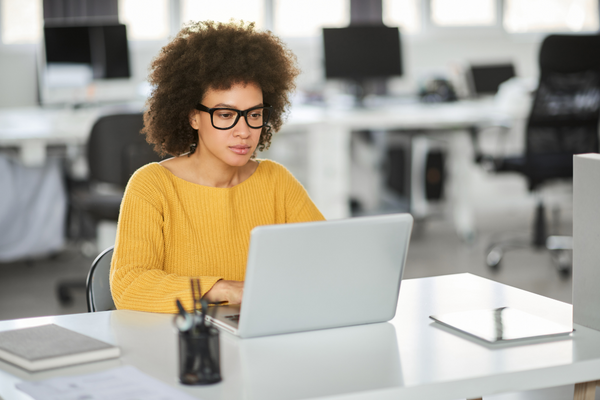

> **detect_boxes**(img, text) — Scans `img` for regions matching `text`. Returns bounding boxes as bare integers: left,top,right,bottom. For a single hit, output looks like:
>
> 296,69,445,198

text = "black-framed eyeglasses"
195,103,273,130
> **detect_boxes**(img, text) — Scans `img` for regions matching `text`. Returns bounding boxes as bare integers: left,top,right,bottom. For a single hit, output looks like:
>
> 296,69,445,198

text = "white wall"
403,33,539,87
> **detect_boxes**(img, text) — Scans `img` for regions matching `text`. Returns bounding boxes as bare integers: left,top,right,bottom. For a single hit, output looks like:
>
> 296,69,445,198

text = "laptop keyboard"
225,314,240,322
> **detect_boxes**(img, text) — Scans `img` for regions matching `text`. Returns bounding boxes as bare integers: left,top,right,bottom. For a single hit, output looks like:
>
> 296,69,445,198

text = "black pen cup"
178,326,221,385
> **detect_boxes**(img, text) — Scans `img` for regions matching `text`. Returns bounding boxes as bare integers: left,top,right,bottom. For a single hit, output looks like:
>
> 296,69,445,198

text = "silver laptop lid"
238,213,413,338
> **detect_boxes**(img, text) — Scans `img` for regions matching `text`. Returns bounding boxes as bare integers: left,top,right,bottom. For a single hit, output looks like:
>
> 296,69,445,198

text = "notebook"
0,324,120,371
206,213,414,338
430,307,574,344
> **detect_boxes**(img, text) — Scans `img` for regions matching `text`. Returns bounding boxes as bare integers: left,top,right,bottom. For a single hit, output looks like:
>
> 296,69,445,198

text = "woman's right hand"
203,280,244,304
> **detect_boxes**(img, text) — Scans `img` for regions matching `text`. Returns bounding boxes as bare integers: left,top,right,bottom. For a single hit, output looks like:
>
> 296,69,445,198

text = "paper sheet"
16,365,198,400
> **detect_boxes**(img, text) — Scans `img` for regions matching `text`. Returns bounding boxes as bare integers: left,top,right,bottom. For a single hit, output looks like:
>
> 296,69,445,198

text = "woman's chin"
225,155,252,168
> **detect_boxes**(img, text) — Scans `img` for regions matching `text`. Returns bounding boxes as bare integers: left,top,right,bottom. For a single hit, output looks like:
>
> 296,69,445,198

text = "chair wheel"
486,248,503,270
57,285,73,305
552,250,572,278
558,266,571,278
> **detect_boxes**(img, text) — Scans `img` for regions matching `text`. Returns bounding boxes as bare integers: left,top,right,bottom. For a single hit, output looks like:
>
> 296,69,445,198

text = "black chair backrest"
525,34,600,189
87,113,163,187
86,246,116,312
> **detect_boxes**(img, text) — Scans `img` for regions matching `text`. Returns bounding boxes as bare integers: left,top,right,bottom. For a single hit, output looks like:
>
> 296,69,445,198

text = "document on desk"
16,365,197,400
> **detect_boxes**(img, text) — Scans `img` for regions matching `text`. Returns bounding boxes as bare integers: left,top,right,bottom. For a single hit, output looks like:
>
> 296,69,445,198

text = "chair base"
55,240,98,306
57,279,87,305
486,200,572,277
486,235,572,277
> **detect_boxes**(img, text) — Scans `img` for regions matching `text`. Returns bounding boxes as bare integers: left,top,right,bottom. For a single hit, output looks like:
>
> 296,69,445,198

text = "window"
430,0,496,27
1,0,42,44
181,0,264,29
274,0,349,37
119,0,169,40
383,0,421,33
504,0,599,33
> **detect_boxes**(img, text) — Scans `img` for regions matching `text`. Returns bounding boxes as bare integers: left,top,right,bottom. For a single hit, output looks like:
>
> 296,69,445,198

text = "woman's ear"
188,110,200,130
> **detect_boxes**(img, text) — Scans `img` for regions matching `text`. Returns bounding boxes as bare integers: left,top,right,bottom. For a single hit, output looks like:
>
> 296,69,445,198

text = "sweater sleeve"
110,171,222,314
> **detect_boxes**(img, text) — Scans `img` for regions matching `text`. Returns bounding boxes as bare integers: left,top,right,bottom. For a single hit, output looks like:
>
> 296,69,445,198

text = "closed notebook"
429,307,573,344
0,324,120,371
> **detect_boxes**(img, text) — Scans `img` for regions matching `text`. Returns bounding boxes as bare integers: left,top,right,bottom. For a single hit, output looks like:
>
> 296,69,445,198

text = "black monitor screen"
44,24,130,79
102,25,130,78
470,64,516,95
323,26,402,80
44,26,91,64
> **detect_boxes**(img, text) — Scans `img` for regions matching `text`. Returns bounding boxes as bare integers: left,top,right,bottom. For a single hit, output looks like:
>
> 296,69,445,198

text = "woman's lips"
229,145,251,155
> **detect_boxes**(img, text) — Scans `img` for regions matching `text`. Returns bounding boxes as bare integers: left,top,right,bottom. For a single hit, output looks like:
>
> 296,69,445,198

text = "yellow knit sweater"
110,159,325,313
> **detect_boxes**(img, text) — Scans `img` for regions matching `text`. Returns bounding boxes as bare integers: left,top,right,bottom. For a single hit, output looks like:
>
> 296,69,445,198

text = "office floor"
404,204,573,305
0,172,586,400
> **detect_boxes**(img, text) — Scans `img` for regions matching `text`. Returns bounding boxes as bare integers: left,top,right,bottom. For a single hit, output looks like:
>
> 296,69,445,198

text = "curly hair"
142,20,300,157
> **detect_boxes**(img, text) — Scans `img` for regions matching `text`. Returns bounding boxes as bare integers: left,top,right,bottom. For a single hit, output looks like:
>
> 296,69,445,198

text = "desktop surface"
0,273,598,400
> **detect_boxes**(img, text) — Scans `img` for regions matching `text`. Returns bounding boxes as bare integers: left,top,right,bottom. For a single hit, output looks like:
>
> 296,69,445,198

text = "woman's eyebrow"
213,102,264,109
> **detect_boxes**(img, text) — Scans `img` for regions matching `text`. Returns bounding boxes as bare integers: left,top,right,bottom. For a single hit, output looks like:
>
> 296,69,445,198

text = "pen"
191,279,206,334
200,297,208,329
174,298,193,332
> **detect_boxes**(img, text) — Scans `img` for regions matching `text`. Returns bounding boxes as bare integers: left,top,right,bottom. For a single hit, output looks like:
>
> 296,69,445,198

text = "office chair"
86,246,116,312
482,34,600,275
58,113,164,305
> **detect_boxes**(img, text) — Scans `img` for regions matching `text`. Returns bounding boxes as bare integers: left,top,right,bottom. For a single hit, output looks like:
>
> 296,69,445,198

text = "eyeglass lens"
212,107,270,130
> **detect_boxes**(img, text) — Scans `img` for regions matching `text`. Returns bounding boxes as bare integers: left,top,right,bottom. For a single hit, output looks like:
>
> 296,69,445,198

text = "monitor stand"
347,79,388,108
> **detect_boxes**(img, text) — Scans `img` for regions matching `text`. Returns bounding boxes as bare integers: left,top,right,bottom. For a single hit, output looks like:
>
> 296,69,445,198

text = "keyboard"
224,314,240,322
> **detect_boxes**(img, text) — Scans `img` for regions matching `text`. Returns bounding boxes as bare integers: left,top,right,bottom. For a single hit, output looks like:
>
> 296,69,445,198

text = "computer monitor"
322,26,402,105
44,24,130,80
39,24,131,106
469,63,516,96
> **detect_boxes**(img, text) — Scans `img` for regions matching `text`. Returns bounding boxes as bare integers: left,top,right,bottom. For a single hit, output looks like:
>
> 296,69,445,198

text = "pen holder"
178,326,221,385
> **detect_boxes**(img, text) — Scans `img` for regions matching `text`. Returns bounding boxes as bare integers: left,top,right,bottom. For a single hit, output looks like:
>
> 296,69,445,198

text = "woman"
110,21,325,313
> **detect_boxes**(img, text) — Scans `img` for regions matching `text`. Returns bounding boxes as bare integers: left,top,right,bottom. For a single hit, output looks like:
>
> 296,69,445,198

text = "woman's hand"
203,280,244,304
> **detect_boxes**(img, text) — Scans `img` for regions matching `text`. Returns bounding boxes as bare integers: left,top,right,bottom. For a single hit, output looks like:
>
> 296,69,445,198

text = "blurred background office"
0,0,598,322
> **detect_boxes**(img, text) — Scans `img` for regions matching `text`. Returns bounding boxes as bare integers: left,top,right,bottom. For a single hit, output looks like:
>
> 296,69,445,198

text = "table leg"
467,380,599,400
574,380,599,400
307,124,351,220
449,130,476,243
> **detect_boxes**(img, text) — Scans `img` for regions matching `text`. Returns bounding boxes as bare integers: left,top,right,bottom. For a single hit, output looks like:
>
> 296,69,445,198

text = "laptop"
468,63,516,97
205,213,413,338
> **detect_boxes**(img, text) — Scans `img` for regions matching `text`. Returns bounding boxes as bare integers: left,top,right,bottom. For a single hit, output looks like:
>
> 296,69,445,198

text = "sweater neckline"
156,160,264,190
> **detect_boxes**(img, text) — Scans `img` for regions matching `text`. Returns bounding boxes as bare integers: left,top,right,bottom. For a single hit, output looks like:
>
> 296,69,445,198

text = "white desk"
0,273,598,400
0,103,144,167
0,100,522,238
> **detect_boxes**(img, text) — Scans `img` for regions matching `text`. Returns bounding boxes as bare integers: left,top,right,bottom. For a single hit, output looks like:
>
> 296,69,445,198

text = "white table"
0,103,144,167
1,273,598,400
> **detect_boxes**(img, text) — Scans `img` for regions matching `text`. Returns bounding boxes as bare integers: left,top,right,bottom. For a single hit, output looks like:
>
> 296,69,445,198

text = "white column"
573,153,600,330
